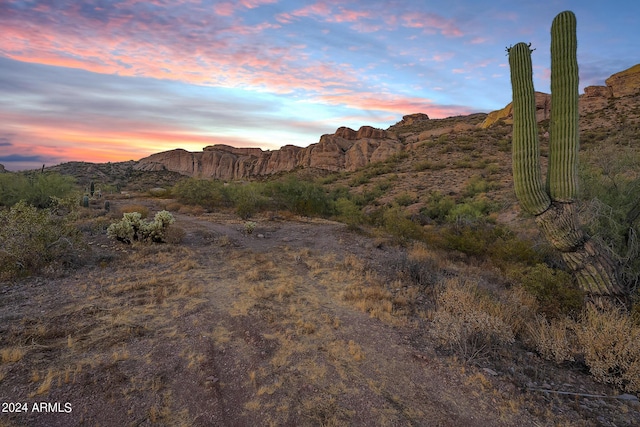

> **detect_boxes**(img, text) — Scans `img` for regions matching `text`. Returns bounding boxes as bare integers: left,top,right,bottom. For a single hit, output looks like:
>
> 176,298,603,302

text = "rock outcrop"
135,125,402,180
394,113,430,127
605,64,640,98
480,63,640,128
479,92,551,128
0,164,6,173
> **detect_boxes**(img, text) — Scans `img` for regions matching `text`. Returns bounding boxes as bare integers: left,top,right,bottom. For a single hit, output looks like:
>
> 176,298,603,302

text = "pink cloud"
317,91,473,119
470,37,488,45
214,2,235,16
432,52,455,62
401,12,464,37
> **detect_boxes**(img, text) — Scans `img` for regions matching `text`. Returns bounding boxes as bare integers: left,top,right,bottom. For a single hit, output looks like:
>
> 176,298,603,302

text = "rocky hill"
134,64,640,180
135,125,405,180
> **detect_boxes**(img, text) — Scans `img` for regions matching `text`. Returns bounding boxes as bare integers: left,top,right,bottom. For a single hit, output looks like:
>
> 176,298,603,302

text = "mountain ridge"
133,63,640,180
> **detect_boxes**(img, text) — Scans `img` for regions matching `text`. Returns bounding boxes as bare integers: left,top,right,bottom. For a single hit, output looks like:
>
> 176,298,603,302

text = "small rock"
483,368,498,376
257,234,265,238
616,393,639,402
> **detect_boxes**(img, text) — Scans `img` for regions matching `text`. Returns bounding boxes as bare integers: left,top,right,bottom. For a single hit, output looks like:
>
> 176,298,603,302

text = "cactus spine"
508,11,624,299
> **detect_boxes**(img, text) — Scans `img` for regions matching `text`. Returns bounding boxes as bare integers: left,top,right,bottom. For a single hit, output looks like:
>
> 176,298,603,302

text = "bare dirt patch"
1,198,639,426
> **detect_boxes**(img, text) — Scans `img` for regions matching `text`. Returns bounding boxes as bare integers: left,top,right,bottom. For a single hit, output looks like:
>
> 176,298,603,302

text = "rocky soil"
1,197,639,426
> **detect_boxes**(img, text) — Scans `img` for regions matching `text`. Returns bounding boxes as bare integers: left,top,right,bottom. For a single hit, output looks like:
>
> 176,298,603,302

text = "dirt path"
1,199,637,426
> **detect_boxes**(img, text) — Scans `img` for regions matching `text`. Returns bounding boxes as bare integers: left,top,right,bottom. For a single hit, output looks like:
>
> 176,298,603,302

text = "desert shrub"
390,251,439,290
445,197,496,224
575,303,640,392
579,145,640,289
431,279,515,362
440,223,497,256
148,187,169,197
515,264,583,318
0,172,76,208
0,201,82,279
334,197,364,226
486,230,546,270
227,183,268,219
171,178,230,210
526,315,576,364
461,176,500,198
394,192,415,206
107,210,175,244
421,192,456,223
163,226,186,244
382,205,424,242
267,178,333,217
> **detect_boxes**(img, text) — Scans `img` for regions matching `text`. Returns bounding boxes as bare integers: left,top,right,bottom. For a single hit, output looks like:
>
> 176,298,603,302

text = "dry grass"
575,303,640,392
430,278,515,362
526,315,576,364
118,203,150,218
0,346,27,364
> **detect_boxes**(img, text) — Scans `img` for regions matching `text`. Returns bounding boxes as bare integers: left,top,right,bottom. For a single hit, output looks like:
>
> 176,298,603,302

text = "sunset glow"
1,0,638,170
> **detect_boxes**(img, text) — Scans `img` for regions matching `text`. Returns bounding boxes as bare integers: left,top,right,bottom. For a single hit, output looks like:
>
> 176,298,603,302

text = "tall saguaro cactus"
508,11,625,298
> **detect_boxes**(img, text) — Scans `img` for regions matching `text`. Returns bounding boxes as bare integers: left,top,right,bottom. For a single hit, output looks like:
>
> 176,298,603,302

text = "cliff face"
135,126,402,180
479,63,640,128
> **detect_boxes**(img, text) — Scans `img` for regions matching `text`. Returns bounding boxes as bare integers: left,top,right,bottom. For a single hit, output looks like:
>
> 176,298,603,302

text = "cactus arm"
508,42,552,215
549,11,579,201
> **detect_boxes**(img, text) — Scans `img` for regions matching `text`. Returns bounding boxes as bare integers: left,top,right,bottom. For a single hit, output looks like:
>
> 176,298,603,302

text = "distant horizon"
2,1,639,171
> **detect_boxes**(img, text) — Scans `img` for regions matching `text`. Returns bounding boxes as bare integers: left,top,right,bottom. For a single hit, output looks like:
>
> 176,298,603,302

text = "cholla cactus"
142,211,176,243
508,11,624,298
107,210,175,244
244,221,257,235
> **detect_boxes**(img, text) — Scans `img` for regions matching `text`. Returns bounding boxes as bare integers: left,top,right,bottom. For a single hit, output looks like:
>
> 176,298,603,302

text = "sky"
1,0,638,171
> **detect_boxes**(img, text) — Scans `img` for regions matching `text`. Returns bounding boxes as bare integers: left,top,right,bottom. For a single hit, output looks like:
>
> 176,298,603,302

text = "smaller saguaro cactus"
82,195,89,208
508,11,624,299
90,181,95,197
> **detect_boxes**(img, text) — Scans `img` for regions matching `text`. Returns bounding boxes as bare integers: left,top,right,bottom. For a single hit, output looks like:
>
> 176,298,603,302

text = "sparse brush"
431,278,515,362
526,315,576,364
575,302,640,392
0,201,84,279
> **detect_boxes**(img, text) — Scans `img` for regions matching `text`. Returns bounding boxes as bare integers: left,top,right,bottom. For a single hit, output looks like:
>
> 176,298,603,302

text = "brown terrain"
1,64,640,426
2,196,639,426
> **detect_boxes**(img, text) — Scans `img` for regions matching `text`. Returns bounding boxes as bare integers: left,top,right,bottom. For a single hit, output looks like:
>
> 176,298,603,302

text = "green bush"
382,205,424,242
579,145,640,288
461,176,500,198
440,224,496,256
335,197,364,226
445,199,492,224
228,183,268,219
0,172,76,208
267,178,333,217
421,192,456,223
171,178,230,210
0,201,82,279
514,264,583,317
107,210,176,244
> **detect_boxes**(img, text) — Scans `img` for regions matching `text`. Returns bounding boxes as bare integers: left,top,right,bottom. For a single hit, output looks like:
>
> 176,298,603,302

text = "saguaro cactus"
508,11,624,298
